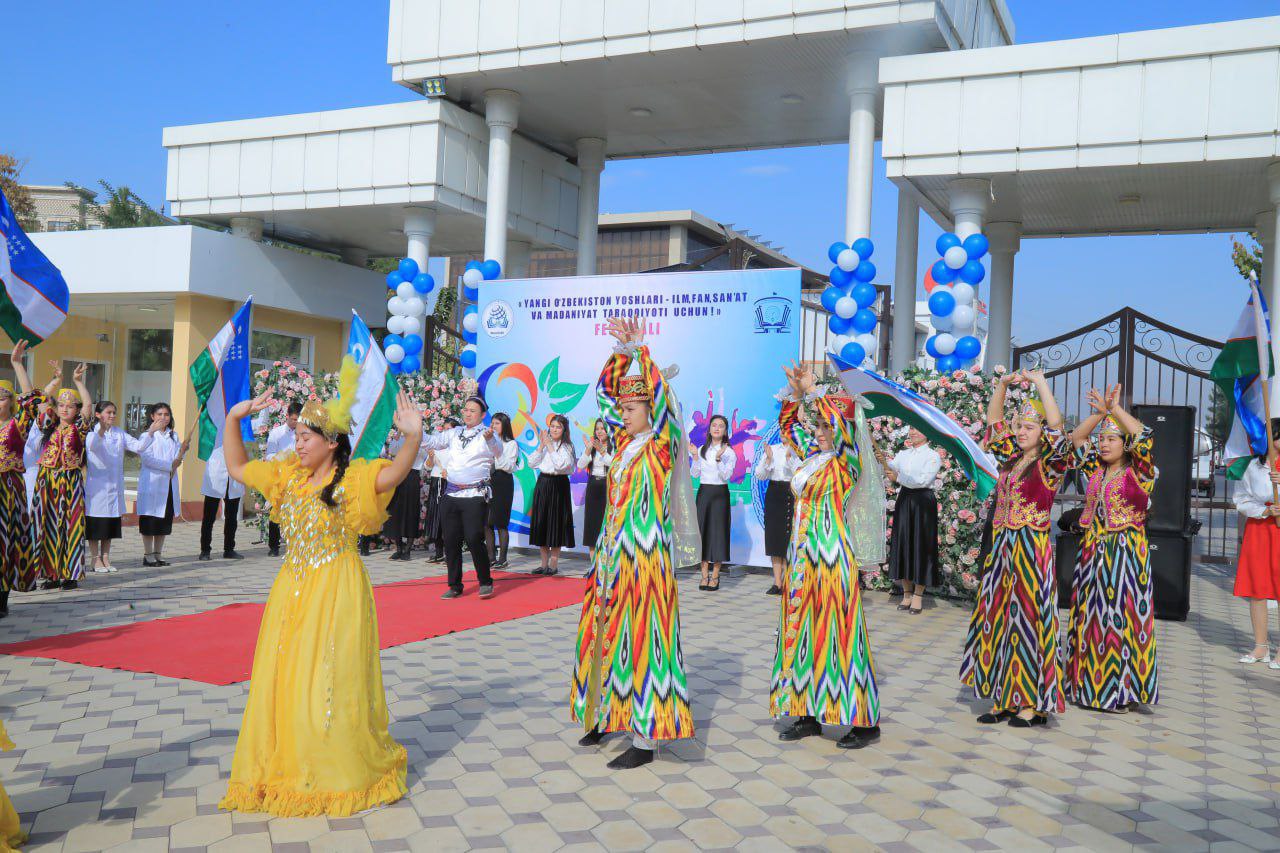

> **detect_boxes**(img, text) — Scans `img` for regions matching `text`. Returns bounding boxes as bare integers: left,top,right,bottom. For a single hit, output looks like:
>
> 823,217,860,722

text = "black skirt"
763,479,794,558
488,469,515,527
422,475,445,543
86,515,122,541
528,473,575,548
889,486,940,587
138,489,175,537
696,483,731,563
383,469,421,540
582,475,607,548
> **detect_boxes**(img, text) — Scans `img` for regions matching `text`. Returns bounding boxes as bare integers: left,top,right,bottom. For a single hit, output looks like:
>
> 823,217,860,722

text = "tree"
0,154,37,231
1233,235,1262,282
65,180,167,229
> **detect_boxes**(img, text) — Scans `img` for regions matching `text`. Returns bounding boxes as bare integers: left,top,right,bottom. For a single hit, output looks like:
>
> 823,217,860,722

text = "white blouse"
530,442,575,475
754,443,796,483
86,427,152,517
387,433,431,471
578,447,614,478
136,431,183,518
693,443,735,485
494,440,520,473
1234,458,1278,520
890,444,942,490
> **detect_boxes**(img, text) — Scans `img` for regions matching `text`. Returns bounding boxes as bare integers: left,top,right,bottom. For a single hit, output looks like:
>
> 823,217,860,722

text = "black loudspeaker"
1132,405,1195,533
1054,530,1190,621
1055,532,1080,609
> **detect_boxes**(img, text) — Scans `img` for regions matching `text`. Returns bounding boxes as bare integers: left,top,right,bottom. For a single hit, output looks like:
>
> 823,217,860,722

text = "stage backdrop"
476,268,802,568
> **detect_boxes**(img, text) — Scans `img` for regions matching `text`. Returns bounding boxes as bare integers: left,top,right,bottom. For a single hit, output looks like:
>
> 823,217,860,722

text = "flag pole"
1247,272,1279,527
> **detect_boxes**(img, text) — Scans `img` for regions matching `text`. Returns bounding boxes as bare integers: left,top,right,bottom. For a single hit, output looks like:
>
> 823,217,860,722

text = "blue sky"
8,0,1276,344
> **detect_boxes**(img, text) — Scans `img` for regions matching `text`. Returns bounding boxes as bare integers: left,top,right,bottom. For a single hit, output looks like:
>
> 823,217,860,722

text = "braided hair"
319,434,352,507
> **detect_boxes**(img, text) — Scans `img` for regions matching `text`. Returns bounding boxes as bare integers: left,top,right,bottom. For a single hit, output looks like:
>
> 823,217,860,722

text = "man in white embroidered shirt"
419,393,504,599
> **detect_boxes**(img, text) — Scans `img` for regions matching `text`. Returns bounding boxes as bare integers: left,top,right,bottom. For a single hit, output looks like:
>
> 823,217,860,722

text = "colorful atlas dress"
0,720,23,851
0,393,41,593
770,392,879,727
1063,428,1159,710
220,454,407,817
960,421,1073,715
570,343,695,741
33,413,91,583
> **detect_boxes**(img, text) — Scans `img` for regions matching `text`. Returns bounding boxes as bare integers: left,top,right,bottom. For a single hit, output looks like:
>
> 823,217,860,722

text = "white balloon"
384,343,406,364
855,332,877,353
951,304,976,332
950,282,975,306
401,315,422,337
934,333,957,356
944,245,968,270
836,248,859,273
462,313,478,333
834,296,857,319
386,315,406,335
462,268,484,287
404,296,425,317
828,334,853,354
396,281,416,300
931,312,953,332
387,296,406,316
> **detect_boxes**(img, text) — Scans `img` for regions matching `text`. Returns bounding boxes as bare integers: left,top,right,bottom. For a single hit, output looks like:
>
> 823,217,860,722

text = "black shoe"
40,579,60,590
606,747,654,770
389,550,405,562
479,584,495,599
0,590,8,616
545,567,558,576
533,567,548,575
492,559,507,569
428,553,445,564
708,577,721,591
268,548,280,557
155,559,170,567
766,584,782,596
359,542,371,557
223,550,243,560
1008,714,1047,729
61,580,78,591
579,728,606,747
778,717,822,742
837,725,880,750
198,552,212,562
440,589,462,600
977,711,1013,724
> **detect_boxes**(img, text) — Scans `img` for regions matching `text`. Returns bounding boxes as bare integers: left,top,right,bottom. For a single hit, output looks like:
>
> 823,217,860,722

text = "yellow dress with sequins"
219,455,407,818
0,720,23,851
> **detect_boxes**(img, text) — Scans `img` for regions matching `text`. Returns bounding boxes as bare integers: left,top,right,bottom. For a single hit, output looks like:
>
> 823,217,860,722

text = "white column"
1261,164,1280,411
949,178,991,240
404,208,436,271
230,216,263,242
984,222,1021,373
506,239,532,279
844,53,879,244
339,248,368,268
483,90,520,270
890,192,920,375
575,137,606,277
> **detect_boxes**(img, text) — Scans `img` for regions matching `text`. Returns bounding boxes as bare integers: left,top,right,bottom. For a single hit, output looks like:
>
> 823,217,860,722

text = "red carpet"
0,571,586,685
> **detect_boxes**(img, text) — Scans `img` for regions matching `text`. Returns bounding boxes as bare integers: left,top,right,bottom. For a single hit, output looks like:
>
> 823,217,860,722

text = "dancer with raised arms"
34,361,93,591
0,341,40,615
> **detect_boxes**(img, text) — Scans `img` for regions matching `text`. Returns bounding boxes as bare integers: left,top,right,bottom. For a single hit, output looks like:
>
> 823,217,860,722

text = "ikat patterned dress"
770,393,879,727
0,393,41,593
1063,428,1159,710
960,421,1073,715
570,344,694,741
33,413,92,584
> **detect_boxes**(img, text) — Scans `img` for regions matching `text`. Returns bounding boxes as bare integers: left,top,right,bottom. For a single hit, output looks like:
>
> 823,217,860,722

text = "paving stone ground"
1,522,1279,851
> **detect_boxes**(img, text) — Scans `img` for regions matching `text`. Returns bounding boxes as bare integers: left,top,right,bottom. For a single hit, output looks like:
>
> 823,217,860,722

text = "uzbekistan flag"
347,310,398,461
1212,283,1272,479
0,187,70,345
830,354,999,500
190,299,254,461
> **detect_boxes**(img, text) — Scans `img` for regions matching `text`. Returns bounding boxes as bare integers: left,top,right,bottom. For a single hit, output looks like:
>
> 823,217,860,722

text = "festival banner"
476,268,802,567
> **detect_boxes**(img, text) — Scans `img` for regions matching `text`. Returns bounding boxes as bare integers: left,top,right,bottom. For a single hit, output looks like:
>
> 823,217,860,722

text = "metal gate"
1012,307,1236,563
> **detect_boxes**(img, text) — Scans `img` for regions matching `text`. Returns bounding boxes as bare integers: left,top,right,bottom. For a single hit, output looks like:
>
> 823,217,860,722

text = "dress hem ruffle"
218,758,407,818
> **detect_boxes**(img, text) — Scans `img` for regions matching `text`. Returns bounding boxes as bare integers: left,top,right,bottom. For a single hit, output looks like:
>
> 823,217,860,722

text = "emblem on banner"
753,295,792,334
483,301,513,338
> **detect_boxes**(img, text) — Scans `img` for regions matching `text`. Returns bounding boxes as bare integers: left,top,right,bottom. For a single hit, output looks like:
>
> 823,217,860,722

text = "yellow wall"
2,315,129,405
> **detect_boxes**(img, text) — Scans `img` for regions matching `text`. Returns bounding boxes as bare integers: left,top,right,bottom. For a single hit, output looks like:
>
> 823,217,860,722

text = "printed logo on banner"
754,295,792,334
483,301,514,338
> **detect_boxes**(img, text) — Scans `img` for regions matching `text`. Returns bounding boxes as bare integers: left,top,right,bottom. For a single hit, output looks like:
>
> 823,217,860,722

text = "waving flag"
830,354,999,500
347,310,398,460
190,299,254,460
0,187,70,345
1213,283,1272,479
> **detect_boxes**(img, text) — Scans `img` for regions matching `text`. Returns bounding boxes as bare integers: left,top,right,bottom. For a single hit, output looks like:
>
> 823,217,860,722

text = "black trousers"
443,495,492,593
201,495,240,554
268,521,281,552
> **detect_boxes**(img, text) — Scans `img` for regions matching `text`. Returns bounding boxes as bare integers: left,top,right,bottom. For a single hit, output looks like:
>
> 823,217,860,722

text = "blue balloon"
397,258,420,281
460,348,477,369
463,329,478,345
963,233,989,260
463,286,479,301
830,266,854,288
402,334,423,356
412,273,435,294
465,260,483,272
852,237,874,260
925,335,941,359
851,282,877,310
935,354,960,373
829,314,854,335
852,308,878,334
463,303,478,317
401,354,421,373
480,259,502,280
931,259,958,284
385,270,404,289
821,286,843,313
827,242,849,264
928,289,956,317
383,333,404,351
954,335,982,360
935,232,961,256
959,259,986,285
387,361,402,375
840,342,867,366
853,260,877,283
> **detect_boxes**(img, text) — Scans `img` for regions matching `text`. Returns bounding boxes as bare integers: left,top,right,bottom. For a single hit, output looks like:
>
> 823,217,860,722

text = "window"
250,329,312,371
595,227,670,275
61,361,108,404
45,219,75,232
128,329,173,372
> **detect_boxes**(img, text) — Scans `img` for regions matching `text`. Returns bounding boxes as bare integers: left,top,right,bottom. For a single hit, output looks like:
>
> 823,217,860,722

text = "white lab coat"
85,427,152,518
23,425,42,510
136,431,183,518
201,443,245,501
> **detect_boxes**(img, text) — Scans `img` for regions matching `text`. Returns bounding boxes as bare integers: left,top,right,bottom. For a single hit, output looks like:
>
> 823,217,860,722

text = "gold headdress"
1018,397,1045,425
57,388,82,405
0,380,14,398
1098,415,1123,437
618,374,652,404
299,356,359,440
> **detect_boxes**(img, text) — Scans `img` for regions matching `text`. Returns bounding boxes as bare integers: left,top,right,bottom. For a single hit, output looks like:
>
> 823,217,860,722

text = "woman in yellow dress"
1,720,23,850
217,359,424,817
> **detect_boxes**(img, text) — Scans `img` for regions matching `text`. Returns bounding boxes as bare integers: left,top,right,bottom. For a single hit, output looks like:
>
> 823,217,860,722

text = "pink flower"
962,572,977,589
